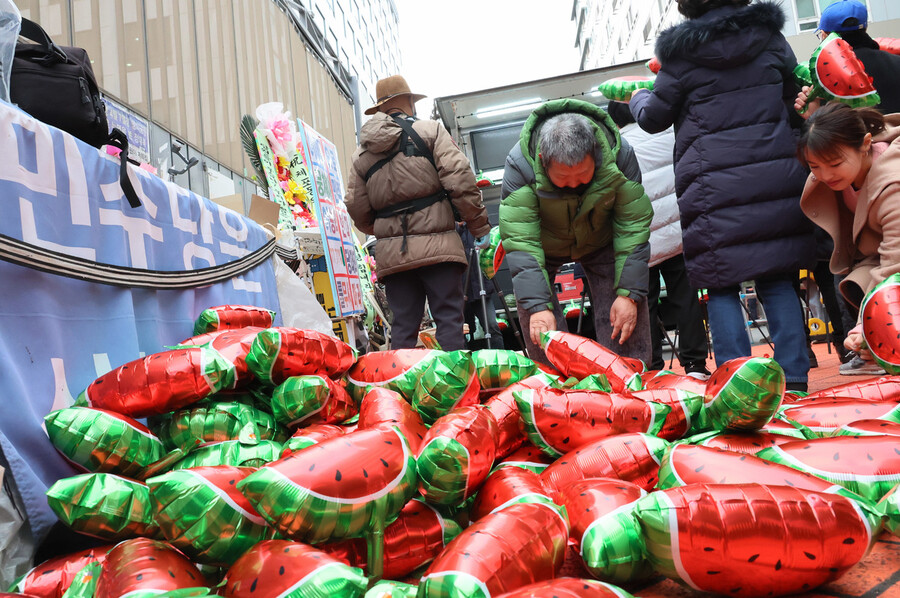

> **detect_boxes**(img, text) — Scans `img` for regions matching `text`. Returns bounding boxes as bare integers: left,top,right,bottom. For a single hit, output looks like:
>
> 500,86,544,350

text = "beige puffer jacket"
346,112,490,277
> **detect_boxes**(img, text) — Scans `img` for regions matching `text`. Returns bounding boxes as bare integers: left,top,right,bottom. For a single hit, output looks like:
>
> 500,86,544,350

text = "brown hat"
364,75,426,115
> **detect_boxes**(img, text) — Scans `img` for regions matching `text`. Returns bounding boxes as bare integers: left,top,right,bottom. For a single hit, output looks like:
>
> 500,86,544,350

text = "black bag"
10,19,141,208
10,18,108,148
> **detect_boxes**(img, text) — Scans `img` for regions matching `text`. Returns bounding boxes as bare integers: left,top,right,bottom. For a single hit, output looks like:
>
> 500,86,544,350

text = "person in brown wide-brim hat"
364,75,426,115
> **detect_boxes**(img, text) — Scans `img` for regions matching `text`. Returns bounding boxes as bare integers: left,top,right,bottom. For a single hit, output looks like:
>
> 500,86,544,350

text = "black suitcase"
10,18,108,148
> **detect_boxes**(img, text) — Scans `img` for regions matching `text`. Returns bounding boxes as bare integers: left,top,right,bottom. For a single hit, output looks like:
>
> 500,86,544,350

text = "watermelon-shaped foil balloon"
346,348,437,401
417,405,499,506
479,226,502,279
76,347,235,418
238,426,417,544
318,498,462,579
418,501,569,598
221,540,366,598
94,537,207,598
597,76,654,102
807,33,880,110
634,484,880,597
861,272,900,374
193,304,275,335
148,466,276,565
702,356,785,430
557,478,651,585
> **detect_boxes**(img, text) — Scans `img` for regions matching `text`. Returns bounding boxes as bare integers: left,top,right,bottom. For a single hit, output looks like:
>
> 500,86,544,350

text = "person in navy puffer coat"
628,0,815,391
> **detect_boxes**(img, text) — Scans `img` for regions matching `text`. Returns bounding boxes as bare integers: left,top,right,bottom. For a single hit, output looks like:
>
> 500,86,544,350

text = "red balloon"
471,467,551,521
691,430,797,455
861,275,900,373
516,388,667,455
14,546,112,598
282,423,344,457
247,327,355,384
838,418,900,437
80,347,231,417
420,502,568,596
194,305,274,334
875,37,900,55
418,405,499,504
781,398,900,433
495,444,556,474
801,376,900,402
221,540,366,597
635,484,878,597
358,386,428,453
346,348,436,400
485,375,554,459
641,371,708,395
631,388,704,440
660,444,854,493
204,327,264,388
541,331,640,393
319,498,459,579
494,578,634,597
540,433,669,498
94,538,206,598
558,478,645,542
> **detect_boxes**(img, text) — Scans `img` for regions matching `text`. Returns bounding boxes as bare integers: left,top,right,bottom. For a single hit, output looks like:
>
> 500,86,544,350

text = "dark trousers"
464,298,505,350
383,263,466,351
812,261,847,350
517,244,651,366
648,254,709,370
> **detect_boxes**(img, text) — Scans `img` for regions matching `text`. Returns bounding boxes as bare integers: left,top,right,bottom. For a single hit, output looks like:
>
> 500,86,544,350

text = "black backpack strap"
106,128,142,209
372,190,448,254
18,18,68,63
390,115,436,169
363,129,407,183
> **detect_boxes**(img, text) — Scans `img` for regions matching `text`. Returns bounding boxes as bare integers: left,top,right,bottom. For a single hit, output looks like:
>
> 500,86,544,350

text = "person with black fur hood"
628,0,816,392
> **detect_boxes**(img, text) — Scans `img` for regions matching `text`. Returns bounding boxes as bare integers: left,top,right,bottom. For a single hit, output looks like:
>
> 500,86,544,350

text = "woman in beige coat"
798,102,900,360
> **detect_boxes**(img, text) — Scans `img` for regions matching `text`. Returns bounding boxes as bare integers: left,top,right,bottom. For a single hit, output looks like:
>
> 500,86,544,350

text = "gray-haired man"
499,99,654,365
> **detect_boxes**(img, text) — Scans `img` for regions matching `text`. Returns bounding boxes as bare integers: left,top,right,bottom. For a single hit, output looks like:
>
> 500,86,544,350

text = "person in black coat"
629,0,815,391
815,0,900,114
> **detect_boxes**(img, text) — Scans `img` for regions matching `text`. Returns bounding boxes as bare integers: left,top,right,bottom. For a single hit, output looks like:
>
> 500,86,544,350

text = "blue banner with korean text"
0,101,281,542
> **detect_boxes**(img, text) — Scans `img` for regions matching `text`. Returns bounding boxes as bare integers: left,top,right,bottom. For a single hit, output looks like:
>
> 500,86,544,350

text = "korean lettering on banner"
298,120,364,317
0,101,281,542
254,130,295,231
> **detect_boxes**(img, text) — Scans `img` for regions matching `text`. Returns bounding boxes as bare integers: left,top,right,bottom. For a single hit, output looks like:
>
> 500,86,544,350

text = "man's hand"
474,235,491,250
529,310,557,347
610,296,638,344
794,86,822,119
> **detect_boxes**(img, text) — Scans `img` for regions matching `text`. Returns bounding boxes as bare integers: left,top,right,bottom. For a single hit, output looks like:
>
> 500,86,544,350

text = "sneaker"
838,349,856,364
684,361,711,381
839,355,885,376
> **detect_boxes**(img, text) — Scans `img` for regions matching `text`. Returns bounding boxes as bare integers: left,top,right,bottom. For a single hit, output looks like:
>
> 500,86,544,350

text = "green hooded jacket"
499,99,653,314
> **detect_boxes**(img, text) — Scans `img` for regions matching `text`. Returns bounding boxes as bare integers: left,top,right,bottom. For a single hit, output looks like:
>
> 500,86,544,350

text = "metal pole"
473,248,492,349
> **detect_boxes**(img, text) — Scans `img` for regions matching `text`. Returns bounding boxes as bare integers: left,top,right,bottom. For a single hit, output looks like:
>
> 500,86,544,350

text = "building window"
314,5,326,34
643,19,653,41
327,28,338,55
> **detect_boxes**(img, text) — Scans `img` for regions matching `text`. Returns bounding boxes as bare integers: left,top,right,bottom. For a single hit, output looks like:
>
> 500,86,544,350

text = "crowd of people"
346,0,900,390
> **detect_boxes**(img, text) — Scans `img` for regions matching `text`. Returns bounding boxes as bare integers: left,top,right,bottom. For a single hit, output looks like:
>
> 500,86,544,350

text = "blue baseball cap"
818,0,868,33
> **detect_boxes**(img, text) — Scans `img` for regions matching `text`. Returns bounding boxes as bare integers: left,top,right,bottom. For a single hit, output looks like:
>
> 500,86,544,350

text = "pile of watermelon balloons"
14,293,900,597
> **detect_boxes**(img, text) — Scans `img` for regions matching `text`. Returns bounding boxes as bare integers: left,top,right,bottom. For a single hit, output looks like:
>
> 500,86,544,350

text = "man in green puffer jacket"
500,99,653,364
